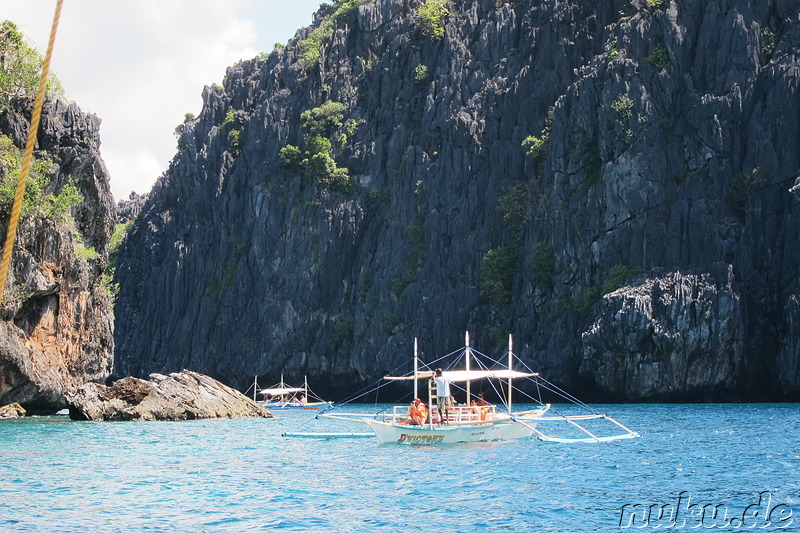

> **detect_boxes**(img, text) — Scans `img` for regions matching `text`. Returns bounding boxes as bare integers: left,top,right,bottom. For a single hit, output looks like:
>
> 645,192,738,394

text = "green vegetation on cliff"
299,0,368,70
521,134,548,162
0,135,82,223
0,20,63,108
280,101,352,192
417,0,449,41
0,22,80,226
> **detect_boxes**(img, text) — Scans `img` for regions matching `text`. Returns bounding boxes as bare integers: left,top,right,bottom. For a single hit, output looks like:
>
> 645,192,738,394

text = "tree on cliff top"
0,22,79,225
0,20,64,109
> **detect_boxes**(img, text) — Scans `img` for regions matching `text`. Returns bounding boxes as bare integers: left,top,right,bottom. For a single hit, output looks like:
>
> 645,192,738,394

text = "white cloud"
1,0,322,201
51,0,258,200
101,147,165,202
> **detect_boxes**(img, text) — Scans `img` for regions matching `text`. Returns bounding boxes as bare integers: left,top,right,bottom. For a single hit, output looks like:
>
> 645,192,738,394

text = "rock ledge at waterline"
0,402,26,419
67,370,272,421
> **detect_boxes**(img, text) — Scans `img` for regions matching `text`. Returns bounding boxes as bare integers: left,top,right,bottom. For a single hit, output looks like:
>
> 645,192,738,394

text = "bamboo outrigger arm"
512,413,640,443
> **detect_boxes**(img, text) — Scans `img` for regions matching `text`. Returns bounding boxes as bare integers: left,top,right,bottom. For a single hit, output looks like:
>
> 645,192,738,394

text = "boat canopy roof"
384,369,537,382
259,387,304,395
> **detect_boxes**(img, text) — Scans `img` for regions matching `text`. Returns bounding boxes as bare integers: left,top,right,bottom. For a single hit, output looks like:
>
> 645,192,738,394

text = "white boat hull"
260,401,332,410
364,418,535,444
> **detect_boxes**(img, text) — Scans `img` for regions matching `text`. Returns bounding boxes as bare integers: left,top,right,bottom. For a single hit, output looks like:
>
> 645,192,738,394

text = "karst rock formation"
112,0,800,401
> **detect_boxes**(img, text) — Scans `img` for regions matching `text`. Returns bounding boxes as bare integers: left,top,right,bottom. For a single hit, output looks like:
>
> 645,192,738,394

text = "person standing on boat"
433,368,452,424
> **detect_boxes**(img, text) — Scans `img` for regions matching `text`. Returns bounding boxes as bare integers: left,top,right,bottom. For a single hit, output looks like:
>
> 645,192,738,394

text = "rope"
319,345,465,415
0,0,64,302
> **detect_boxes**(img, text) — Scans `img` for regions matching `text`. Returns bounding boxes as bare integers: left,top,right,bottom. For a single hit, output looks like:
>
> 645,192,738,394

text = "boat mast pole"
465,331,471,406
413,337,419,400
508,334,513,413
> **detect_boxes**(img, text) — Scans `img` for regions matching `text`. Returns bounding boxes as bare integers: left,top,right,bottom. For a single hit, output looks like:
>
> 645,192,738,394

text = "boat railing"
388,404,500,425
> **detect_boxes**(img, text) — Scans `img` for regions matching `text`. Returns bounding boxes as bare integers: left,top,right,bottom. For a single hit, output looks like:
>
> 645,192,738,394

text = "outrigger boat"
308,333,639,445
252,374,332,410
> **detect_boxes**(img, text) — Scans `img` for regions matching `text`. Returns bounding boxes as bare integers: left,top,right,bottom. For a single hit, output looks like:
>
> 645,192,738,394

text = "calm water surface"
1,404,798,532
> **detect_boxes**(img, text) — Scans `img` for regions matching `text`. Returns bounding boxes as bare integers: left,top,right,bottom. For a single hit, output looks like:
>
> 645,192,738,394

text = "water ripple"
1,404,798,531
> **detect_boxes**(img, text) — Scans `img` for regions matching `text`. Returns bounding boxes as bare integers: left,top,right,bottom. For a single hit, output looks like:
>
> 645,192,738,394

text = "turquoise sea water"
1,403,798,532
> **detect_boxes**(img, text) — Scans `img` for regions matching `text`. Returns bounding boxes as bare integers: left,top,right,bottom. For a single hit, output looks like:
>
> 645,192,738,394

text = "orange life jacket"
410,403,427,420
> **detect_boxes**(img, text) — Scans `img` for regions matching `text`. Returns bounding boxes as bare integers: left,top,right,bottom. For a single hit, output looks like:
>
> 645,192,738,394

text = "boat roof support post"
508,334,513,413
413,337,418,400
465,331,471,406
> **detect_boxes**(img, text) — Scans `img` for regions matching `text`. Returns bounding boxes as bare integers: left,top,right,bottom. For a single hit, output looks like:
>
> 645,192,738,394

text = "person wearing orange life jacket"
473,391,490,420
407,398,428,425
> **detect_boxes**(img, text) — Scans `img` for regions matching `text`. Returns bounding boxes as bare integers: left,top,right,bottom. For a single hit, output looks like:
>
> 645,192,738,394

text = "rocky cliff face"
116,191,149,223
113,0,800,401
0,99,116,412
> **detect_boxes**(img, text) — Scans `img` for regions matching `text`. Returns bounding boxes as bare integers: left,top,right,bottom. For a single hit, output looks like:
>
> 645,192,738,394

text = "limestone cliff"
114,0,800,401
116,191,148,223
0,99,116,412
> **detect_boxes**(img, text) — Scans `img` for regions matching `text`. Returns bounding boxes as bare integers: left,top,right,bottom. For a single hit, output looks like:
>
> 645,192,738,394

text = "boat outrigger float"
302,333,639,444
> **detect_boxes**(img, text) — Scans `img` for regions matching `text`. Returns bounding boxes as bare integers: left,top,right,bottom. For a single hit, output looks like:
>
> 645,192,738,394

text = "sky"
0,0,324,200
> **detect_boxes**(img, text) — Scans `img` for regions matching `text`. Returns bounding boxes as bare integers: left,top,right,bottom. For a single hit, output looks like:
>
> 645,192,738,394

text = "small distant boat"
253,375,332,410
314,333,640,445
